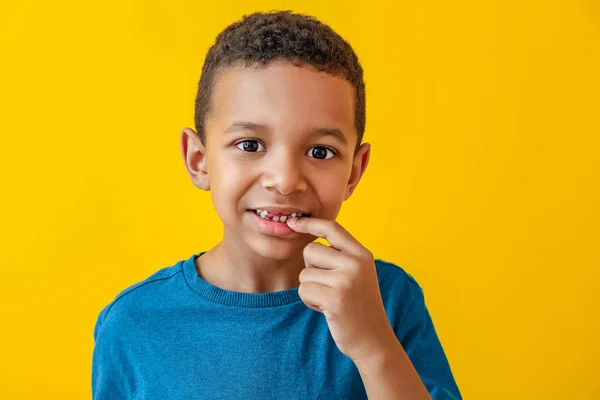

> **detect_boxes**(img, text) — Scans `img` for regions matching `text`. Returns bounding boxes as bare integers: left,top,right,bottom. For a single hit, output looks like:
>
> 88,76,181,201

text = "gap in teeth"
254,210,306,221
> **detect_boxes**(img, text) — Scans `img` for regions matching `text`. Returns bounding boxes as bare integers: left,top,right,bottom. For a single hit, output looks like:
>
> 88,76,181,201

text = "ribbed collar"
182,252,302,308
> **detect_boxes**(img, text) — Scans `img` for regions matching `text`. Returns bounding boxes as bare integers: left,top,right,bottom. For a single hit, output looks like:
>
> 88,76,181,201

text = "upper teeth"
255,209,306,221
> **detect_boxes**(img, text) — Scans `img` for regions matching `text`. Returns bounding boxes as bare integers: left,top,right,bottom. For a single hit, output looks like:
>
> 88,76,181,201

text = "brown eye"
307,146,335,160
236,140,265,152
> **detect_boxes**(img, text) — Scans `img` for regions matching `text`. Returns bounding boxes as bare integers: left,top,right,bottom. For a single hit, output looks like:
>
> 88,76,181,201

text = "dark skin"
180,61,370,294
180,60,429,399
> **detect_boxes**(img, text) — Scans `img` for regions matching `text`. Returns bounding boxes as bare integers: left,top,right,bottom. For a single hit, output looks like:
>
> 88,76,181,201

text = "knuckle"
298,267,309,283
305,242,320,251
347,258,362,271
303,242,320,257
337,273,353,289
298,282,307,296
331,293,343,311
303,242,315,253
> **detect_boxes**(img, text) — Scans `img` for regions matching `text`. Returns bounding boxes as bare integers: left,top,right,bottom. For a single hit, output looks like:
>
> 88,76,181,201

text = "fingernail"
287,217,298,225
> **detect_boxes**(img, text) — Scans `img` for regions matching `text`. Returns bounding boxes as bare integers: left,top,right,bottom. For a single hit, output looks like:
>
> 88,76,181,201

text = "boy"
92,11,462,399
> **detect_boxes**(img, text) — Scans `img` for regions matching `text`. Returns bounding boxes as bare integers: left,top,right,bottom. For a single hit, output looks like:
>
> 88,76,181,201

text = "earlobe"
344,143,370,200
180,128,210,191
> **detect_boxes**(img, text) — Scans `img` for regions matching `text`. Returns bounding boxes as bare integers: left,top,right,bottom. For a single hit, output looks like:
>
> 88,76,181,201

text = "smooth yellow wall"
1,1,598,398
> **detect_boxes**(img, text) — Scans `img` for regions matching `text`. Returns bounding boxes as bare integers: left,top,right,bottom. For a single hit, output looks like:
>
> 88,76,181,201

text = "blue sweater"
92,252,462,399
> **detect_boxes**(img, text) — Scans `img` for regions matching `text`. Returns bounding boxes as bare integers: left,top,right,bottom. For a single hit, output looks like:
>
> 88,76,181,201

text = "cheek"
313,169,349,216
208,159,252,212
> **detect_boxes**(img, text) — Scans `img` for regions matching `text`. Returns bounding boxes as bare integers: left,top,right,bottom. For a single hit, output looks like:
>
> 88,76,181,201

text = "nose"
261,151,308,195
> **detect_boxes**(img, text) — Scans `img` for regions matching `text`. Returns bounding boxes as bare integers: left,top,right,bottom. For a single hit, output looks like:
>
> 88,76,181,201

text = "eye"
236,140,265,152
306,146,335,160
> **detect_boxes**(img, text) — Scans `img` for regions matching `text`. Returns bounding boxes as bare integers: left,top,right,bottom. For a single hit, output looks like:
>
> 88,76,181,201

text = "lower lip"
247,211,297,237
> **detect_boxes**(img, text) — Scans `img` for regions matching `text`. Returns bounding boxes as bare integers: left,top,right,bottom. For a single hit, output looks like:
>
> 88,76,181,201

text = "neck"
196,231,306,294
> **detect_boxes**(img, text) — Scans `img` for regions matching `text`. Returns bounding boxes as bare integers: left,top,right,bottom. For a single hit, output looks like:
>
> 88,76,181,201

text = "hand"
287,216,398,364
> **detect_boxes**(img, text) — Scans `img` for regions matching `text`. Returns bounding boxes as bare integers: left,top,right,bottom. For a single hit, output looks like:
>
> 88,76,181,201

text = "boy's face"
181,62,370,261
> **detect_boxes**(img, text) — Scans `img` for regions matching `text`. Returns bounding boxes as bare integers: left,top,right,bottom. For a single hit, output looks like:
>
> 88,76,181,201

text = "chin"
248,235,308,262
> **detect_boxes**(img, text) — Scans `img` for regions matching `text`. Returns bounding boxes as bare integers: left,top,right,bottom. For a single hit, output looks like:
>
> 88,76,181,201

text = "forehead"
207,62,357,143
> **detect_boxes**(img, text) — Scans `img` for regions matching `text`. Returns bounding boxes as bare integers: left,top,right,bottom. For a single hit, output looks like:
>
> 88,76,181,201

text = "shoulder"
374,258,423,299
373,259,427,329
93,258,186,340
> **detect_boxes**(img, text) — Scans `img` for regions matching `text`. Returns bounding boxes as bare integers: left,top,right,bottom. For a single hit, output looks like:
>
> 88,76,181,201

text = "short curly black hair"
194,11,366,153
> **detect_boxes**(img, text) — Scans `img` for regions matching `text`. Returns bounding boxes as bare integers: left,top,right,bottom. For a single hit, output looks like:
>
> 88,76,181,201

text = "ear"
344,143,370,200
180,127,210,191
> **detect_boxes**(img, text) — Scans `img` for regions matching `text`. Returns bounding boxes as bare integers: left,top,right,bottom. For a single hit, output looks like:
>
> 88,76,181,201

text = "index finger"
286,217,362,254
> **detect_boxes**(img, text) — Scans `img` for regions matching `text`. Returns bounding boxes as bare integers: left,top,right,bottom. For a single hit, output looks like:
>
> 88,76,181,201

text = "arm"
356,288,462,400
355,330,432,399
285,218,461,399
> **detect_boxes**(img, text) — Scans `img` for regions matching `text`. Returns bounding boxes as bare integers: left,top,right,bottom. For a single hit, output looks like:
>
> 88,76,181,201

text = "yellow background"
1,0,599,398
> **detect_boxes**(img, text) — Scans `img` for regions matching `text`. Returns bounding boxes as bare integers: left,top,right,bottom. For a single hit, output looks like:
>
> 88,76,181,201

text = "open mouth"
249,209,311,223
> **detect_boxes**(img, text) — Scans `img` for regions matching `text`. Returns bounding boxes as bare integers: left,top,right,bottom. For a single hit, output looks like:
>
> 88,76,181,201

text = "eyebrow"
224,122,266,134
224,121,349,146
